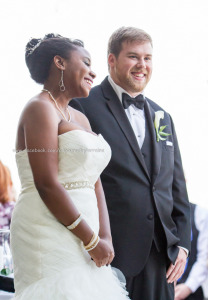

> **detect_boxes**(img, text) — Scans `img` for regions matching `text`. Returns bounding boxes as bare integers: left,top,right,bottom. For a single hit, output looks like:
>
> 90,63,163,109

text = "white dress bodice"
16,130,111,191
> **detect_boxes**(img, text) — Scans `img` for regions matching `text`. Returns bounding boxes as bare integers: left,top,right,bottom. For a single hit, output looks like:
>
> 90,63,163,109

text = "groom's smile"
131,71,147,80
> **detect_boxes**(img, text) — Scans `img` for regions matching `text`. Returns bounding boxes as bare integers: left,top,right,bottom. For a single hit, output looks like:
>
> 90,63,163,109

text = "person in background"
175,203,208,300
0,161,16,229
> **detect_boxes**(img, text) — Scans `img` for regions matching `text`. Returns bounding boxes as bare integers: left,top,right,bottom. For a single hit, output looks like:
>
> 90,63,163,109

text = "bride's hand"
104,238,115,265
88,238,115,267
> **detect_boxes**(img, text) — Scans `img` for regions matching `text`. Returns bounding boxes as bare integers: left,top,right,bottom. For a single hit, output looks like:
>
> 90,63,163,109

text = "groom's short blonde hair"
107,27,153,58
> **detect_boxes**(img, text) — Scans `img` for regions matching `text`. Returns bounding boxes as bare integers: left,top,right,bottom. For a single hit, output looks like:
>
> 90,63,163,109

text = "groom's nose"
136,58,147,69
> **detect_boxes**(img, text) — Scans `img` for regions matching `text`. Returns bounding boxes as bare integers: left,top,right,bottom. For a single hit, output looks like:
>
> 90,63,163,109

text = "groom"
70,27,191,300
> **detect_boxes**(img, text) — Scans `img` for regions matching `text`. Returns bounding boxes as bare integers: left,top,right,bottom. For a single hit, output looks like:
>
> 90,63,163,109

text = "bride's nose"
90,70,96,79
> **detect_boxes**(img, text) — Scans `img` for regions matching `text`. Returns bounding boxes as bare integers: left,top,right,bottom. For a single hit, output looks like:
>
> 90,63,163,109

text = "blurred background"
0,0,208,207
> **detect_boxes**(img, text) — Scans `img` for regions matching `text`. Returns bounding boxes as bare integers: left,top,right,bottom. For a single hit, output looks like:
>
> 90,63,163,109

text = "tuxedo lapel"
145,101,162,184
101,78,150,182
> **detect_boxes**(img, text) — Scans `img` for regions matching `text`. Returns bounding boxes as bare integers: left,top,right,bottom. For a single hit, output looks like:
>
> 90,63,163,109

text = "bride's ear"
54,55,66,70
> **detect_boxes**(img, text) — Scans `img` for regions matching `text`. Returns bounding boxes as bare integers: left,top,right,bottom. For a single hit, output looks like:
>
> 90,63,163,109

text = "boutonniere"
154,111,171,142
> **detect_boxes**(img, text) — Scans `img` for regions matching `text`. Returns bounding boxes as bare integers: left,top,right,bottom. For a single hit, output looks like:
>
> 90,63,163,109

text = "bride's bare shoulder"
20,94,57,121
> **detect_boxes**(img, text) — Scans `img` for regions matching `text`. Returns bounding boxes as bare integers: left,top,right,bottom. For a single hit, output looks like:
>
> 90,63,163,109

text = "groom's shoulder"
73,77,109,107
88,82,104,99
146,97,174,125
87,76,108,99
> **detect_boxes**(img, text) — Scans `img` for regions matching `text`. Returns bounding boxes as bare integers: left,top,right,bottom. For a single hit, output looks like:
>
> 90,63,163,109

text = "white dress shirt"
108,76,145,148
185,205,208,293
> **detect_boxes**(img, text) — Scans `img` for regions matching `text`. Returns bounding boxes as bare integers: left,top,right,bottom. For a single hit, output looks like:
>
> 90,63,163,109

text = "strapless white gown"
10,130,130,299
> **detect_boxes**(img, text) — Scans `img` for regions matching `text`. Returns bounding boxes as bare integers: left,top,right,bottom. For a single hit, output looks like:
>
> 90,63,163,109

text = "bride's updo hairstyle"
25,33,84,84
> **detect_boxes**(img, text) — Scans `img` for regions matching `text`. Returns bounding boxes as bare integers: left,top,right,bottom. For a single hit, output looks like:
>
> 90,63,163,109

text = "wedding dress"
10,130,129,299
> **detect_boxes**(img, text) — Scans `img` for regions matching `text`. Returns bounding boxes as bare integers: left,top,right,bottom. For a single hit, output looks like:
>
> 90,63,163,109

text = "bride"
10,34,130,299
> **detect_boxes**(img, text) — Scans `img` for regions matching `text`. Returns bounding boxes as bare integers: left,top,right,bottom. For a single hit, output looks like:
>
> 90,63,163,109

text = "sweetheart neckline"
15,130,102,156
58,129,100,138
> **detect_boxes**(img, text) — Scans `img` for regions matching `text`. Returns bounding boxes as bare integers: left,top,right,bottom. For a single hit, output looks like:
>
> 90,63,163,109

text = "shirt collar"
108,75,145,104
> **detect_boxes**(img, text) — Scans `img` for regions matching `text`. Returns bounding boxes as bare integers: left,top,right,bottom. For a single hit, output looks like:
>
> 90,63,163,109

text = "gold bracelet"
86,236,100,252
66,214,82,230
84,232,97,250
85,235,98,251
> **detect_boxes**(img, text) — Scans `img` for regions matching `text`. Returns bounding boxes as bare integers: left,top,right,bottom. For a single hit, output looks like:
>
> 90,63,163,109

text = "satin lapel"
101,78,150,181
145,101,162,184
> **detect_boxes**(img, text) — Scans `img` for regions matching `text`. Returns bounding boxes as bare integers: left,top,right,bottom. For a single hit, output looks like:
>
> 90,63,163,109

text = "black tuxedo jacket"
70,77,191,277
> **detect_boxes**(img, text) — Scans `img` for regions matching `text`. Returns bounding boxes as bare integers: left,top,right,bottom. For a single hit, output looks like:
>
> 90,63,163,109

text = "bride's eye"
84,61,90,67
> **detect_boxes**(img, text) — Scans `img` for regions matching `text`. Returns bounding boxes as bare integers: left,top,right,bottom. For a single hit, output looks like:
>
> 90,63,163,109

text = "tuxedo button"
147,214,154,220
152,186,156,192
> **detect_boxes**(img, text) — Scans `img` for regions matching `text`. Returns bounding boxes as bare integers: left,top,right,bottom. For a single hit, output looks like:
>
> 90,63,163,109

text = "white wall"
0,0,208,209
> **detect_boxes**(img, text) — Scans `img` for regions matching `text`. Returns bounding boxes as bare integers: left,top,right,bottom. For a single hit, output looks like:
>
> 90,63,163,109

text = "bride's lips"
131,72,146,81
84,77,93,87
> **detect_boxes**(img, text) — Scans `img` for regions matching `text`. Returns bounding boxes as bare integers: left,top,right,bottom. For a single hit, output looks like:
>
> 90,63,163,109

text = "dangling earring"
59,70,65,92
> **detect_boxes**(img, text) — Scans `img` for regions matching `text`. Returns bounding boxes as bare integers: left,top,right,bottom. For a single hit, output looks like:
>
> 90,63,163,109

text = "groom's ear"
108,53,116,68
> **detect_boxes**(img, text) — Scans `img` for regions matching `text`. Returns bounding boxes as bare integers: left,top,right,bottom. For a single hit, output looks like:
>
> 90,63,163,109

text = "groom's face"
108,40,153,97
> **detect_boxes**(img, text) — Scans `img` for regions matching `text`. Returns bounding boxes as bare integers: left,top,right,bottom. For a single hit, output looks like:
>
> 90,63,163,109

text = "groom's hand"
166,248,187,283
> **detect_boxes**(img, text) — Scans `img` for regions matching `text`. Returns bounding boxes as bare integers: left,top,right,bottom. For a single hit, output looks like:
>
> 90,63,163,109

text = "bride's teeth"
137,74,144,77
86,80,92,85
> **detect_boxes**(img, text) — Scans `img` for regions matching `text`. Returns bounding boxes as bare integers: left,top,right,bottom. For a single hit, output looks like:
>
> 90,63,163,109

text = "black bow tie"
122,93,145,110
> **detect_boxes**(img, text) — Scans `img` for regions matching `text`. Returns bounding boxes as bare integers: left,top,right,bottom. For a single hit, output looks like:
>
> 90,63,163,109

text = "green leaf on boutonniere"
159,125,167,132
158,136,166,141
160,132,171,137
154,111,171,142
1,268,11,276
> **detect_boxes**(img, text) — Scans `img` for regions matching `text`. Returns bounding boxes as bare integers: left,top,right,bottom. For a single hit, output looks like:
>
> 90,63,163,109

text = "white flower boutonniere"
154,111,171,142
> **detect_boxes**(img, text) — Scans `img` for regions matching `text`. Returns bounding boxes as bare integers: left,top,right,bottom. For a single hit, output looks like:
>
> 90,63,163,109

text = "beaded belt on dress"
62,181,95,190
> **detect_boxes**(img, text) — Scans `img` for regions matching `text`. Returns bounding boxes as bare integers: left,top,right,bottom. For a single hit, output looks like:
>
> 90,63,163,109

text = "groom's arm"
170,114,191,251
166,114,191,283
